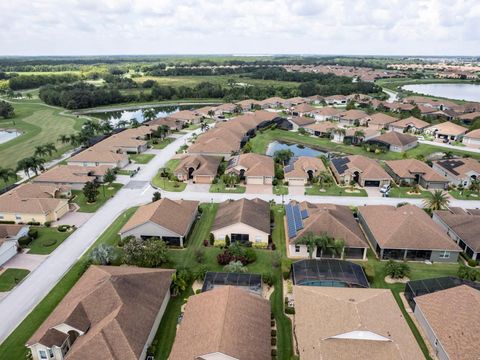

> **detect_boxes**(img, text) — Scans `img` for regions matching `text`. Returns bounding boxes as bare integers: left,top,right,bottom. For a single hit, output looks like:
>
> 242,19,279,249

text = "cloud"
0,0,479,56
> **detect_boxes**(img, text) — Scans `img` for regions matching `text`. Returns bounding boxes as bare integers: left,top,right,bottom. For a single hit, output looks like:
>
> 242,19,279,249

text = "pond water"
91,104,205,126
402,83,480,102
266,141,328,157
0,129,21,144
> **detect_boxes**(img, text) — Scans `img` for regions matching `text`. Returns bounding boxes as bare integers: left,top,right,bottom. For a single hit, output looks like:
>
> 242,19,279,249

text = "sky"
1,0,479,56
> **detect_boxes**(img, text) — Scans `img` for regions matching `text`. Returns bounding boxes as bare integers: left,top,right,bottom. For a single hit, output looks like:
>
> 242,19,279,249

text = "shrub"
213,240,226,248
195,289,202,294
42,239,57,247
194,265,208,280
203,239,209,247
217,251,234,265
252,242,268,249
271,349,277,356
28,229,38,239
44,221,51,227
262,272,274,286
194,248,205,264
57,225,70,232
244,248,257,264
271,320,275,327
271,329,277,337
0,220,15,224
468,259,478,267
225,235,231,247
271,338,277,346
18,236,32,247
285,307,295,315
26,221,40,226
384,260,410,279
223,260,248,273
458,265,480,281
272,178,278,186
209,233,215,246
118,235,135,247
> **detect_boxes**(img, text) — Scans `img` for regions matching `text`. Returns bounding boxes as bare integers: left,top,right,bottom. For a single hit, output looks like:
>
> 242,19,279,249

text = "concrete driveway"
288,186,305,196
185,183,210,192
246,184,272,194
53,212,93,227
364,187,383,198
3,253,46,272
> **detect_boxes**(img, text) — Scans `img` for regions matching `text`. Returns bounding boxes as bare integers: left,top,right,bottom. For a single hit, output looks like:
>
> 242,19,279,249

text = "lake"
402,83,480,102
91,104,205,125
0,129,21,144
266,141,327,157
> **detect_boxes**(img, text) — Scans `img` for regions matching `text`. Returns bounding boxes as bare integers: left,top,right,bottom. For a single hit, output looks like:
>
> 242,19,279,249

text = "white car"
380,184,391,194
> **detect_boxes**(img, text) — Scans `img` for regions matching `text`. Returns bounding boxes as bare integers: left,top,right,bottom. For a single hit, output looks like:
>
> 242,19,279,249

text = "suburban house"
293,286,424,360
310,106,342,121
259,97,286,109
169,109,203,124
118,198,199,247
291,103,315,117
67,148,129,168
289,116,315,131
0,224,28,266
413,285,480,360
388,116,430,133
173,155,221,184
286,96,307,106
0,184,70,224
26,265,174,360
211,198,270,245
332,126,380,144
358,204,461,262
424,122,468,141
432,158,480,187
236,99,260,111
433,208,480,261
305,95,324,104
338,109,369,126
367,131,418,152
304,121,338,137
284,156,326,186
32,165,111,190
458,111,480,125
195,106,215,117
286,201,369,260
213,103,236,116
330,155,391,187
385,159,449,189
365,113,398,130
324,94,347,106
149,116,183,131
169,286,271,360
226,153,274,185
462,129,480,147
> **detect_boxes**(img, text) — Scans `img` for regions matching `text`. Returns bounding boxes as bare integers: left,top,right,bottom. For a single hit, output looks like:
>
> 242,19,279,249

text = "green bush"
194,248,205,264
213,240,226,248
244,248,257,263
18,236,32,247
467,259,478,267
28,229,38,239
271,349,277,356
194,265,208,280
57,225,70,232
195,289,202,294
0,220,15,224
26,221,41,226
384,260,410,279
118,235,135,247
262,272,274,286
209,233,215,246
458,265,480,281
271,329,277,337
285,307,295,315
44,221,51,227
252,242,268,249
271,337,277,346
42,239,57,247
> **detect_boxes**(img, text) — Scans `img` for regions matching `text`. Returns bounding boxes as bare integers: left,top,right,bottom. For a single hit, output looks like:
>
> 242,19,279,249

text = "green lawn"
0,101,86,169
71,183,123,212
0,269,30,292
449,189,480,200
273,184,289,195
305,184,368,197
27,227,73,255
209,180,246,193
248,129,480,160
151,138,174,149
116,169,132,176
129,153,155,164
0,207,138,360
388,186,430,199
151,159,187,192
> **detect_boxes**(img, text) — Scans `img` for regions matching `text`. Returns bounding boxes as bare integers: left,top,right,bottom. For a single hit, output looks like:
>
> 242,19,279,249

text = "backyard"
71,183,123,212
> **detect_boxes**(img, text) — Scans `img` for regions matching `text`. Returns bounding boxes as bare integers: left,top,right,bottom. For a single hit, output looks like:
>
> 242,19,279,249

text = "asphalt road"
1,127,479,344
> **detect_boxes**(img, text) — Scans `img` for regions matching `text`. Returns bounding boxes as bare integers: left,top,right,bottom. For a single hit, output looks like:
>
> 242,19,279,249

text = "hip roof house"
385,159,448,189
330,155,391,187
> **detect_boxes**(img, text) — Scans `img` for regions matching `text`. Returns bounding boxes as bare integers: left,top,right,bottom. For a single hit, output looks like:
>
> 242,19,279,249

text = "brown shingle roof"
371,131,418,147
464,128,480,139
292,103,315,113
289,202,368,248
227,153,274,177
174,155,221,177
0,224,25,239
212,198,270,234
426,121,468,136
119,198,198,236
69,148,127,164
27,266,175,360
433,158,480,178
389,116,430,130
285,156,326,179
358,204,460,251
339,109,368,121
0,184,67,215
385,159,447,182
434,209,480,252
305,121,338,133
32,165,110,185
414,285,480,360
290,116,315,127
311,107,342,117
293,286,424,360
332,155,391,180
367,113,398,126
169,286,271,360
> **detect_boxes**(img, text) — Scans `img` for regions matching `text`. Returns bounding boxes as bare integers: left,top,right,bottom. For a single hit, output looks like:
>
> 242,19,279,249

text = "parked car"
380,184,391,194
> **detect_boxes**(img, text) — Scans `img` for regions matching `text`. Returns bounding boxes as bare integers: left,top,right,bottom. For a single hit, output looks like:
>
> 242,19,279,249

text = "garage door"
247,176,264,185
288,178,305,186
195,176,213,184
364,180,380,187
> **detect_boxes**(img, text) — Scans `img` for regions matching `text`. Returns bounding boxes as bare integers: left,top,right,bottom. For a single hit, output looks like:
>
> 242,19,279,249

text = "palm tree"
29,157,46,176
142,108,157,122
295,232,345,259
423,190,450,211
318,170,332,190
17,158,33,178
353,130,365,145
116,120,129,129
469,179,480,195
233,104,243,114
58,134,71,145
34,145,48,158
295,232,318,259
43,143,57,157
0,167,16,186
207,109,215,118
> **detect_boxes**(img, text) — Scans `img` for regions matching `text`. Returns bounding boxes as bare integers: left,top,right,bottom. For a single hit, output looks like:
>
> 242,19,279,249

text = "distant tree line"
8,73,80,90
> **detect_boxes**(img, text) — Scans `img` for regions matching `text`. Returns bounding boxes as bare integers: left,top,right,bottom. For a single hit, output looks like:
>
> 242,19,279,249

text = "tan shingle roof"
119,198,198,236
290,116,315,127
174,155,221,177
367,113,398,126
389,116,430,130
371,131,418,147
332,155,391,180
290,202,368,248
212,198,270,234
33,165,110,185
426,121,468,136
69,148,127,164
464,128,480,139
358,204,460,251
339,109,368,121
0,184,67,215
433,158,480,178
293,286,424,360
414,285,480,360
0,224,25,239
305,121,338,133
285,156,326,179
227,153,274,177
434,209,480,252
27,266,174,360
292,103,315,113
385,159,447,182
311,107,342,116
169,286,271,360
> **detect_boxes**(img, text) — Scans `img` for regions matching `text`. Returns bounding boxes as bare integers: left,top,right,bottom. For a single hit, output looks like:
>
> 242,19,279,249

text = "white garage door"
288,178,305,186
0,243,17,266
247,176,264,185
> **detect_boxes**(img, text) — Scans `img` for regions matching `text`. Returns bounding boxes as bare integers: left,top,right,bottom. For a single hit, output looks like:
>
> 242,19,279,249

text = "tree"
152,191,162,202
469,179,480,195
171,270,190,296
223,260,248,273
318,170,332,189
384,260,410,279
295,232,318,259
207,109,215,118
104,168,116,184
123,237,168,267
209,232,215,246
295,232,344,259
423,190,450,211
89,244,117,265
142,108,157,122
0,167,16,186
225,234,231,247
83,181,100,203
346,100,356,110
233,104,243,114
0,100,14,119
57,134,71,145
223,172,239,188
34,145,48,158
273,149,294,166
16,158,32,178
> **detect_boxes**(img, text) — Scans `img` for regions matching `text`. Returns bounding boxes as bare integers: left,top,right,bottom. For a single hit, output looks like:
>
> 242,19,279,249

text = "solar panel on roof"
301,209,308,219
292,205,304,231
331,157,350,174
286,204,297,238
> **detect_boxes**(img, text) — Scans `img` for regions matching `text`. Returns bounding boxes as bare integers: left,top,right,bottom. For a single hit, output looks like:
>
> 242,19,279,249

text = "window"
295,245,300,253
48,349,54,358
439,251,450,259
255,236,263,243
38,350,47,359
15,214,21,220
0,213,3,219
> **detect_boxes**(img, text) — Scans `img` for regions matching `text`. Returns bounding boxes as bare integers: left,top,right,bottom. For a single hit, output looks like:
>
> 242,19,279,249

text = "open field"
0,101,85,170
0,207,137,360
249,128,480,160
